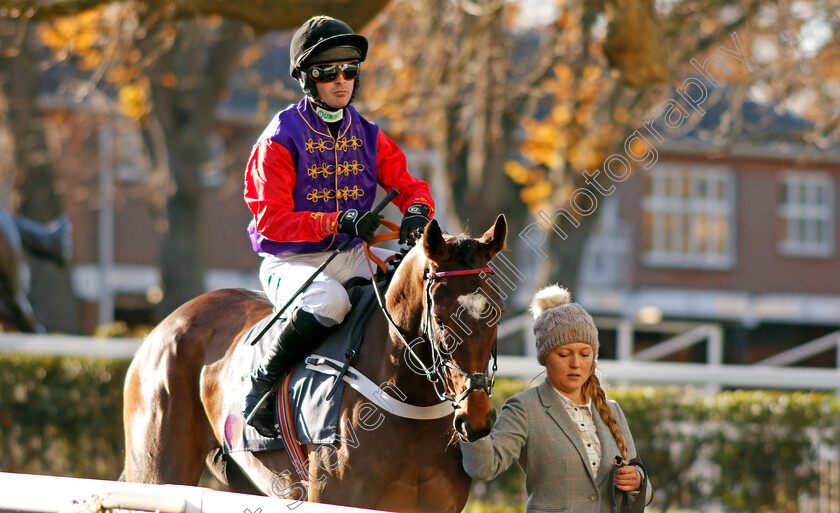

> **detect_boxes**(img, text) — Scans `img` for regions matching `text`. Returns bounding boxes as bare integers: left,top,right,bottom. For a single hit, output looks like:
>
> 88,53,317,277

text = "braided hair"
530,285,629,461
583,365,628,461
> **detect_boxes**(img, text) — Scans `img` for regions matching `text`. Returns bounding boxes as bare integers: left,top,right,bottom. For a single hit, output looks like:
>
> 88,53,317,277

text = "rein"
362,223,499,409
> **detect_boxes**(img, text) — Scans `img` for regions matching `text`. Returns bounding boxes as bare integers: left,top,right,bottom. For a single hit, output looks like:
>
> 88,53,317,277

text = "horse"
122,214,507,512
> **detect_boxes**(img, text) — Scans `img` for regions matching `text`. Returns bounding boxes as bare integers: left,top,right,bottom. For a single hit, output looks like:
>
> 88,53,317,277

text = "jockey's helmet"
290,16,368,106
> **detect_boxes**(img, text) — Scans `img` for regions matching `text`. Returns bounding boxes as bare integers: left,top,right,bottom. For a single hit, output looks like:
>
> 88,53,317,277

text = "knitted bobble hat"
530,285,599,366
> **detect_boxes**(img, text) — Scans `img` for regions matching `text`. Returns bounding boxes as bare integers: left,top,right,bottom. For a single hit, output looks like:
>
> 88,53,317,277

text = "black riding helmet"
290,16,369,106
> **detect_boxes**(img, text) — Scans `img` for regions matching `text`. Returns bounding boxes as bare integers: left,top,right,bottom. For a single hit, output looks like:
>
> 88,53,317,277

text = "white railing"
0,472,385,513
756,329,840,366
3,323,840,393
498,357,840,392
497,315,840,394
0,333,142,359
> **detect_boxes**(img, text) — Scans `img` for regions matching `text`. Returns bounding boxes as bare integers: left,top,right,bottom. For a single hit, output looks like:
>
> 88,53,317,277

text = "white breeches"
259,244,394,325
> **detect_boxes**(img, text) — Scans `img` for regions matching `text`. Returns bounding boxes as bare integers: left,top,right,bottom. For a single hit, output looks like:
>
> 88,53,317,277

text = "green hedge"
0,354,129,479
3,356,839,513
466,380,840,513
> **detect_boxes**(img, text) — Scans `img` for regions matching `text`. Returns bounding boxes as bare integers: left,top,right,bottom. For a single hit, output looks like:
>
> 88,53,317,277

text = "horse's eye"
434,315,445,326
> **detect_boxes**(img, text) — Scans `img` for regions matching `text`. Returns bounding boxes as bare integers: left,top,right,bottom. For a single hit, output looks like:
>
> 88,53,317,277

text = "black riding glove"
337,209,382,243
399,203,430,245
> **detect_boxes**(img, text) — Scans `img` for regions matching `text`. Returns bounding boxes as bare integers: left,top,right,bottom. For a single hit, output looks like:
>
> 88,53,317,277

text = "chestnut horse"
123,215,507,512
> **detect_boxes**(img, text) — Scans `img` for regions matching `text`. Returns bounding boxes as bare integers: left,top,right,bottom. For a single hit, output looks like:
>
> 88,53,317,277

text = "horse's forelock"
417,229,488,267
451,236,482,266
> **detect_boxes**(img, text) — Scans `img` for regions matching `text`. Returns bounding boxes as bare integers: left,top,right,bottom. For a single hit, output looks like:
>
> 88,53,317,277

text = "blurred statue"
0,209,72,332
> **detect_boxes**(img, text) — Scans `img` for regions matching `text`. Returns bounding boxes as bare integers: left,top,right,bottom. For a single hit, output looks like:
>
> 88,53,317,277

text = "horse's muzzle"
454,407,497,443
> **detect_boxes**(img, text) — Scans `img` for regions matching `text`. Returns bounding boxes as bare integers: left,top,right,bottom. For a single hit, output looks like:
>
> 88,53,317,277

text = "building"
577,93,840,367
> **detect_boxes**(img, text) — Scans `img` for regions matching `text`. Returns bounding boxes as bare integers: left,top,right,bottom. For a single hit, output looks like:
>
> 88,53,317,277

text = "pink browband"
428,268,495,281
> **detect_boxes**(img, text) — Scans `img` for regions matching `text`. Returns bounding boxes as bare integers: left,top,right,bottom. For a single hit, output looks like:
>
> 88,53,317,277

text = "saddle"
221,283,379,454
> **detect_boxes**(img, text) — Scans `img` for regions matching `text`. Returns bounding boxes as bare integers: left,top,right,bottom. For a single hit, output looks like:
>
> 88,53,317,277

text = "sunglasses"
308,62,361,83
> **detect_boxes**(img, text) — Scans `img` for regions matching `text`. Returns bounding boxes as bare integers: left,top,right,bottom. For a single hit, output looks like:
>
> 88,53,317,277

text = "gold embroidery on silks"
310,212,329,234
305,138,334,153
307,188,336,203
307,163,334,179
336,161,365,176
336,186,364,200
335,136,363,151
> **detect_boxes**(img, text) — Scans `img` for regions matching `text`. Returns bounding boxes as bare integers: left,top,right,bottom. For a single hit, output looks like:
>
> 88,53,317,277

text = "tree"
0,20,81,332
361,0,838,295
1,2,390,325
0,0,389,34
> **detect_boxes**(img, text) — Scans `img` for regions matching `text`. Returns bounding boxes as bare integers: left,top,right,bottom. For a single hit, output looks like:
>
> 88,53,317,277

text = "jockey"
242,15,435,437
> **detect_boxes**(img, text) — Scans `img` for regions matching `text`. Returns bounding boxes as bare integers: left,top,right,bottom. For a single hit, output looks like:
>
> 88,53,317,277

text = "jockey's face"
312,60,357,110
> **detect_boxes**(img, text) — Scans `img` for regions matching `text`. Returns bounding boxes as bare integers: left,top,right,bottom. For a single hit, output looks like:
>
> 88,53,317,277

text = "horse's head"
418,214,507,442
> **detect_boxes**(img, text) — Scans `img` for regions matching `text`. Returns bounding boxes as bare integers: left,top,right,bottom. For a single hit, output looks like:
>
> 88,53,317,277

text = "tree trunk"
545,211,598,293
0,22,81,333
150,20,245,319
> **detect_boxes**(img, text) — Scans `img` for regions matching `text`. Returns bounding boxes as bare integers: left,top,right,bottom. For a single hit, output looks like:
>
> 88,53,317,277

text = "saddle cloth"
221,284,379,454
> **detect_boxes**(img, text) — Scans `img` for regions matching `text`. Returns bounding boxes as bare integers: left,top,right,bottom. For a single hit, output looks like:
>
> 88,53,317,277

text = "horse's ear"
479,214,507,260
423,219,448,263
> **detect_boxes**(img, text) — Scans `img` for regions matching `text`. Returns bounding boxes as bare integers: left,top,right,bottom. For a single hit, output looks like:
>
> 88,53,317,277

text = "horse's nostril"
479,412,496,438
454,415,470,439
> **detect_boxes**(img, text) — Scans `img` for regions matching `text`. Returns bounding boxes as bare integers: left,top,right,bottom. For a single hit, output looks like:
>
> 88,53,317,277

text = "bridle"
363,226,500,409
422,268,499,405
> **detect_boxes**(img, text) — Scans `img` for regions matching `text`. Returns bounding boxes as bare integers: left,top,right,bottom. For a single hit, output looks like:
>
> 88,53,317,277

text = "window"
777,172,834,258
111,120,151,183
642,163,735,269
579,196,629,287
106,120,226,188
201,133,227,188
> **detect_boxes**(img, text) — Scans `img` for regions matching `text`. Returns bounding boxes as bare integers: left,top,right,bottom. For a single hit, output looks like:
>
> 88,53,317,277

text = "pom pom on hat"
530,285,572,320
530,284,599,366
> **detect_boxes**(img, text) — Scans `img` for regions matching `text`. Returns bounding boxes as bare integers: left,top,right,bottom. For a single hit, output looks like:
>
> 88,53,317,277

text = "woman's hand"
614,465,641,491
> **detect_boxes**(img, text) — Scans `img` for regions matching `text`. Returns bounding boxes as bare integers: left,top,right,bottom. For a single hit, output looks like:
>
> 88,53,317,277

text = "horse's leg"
0,284,40,333
123,328,217,484
204,448,263,494
0,211,40,332
226,450,306,500
10,289,40,332
0,253,39,332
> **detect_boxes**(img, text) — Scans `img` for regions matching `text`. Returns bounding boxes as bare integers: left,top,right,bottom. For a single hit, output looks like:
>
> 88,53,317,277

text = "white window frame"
112,120,152,183
641,163,736,270
110,119,226,189
777,171,835,258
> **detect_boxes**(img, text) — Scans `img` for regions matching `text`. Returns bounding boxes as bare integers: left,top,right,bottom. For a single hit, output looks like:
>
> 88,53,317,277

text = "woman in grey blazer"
461,285,652,513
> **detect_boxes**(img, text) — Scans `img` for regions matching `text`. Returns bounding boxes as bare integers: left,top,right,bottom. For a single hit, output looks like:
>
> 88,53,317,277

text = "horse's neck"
370,248,441,405
384,248,426,336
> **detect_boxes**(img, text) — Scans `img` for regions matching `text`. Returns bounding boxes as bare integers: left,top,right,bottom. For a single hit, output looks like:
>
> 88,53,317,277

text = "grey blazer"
460,379,652,513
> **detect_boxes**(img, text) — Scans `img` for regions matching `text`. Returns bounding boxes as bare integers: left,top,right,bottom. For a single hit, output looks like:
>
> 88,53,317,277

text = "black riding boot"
242,309,331,437
13,215,73,267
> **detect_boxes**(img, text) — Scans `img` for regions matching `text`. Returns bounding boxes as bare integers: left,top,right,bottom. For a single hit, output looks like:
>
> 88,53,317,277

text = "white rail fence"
0,333,141,359
498,315,840,394
2,323,840,513
2,318,840,393
0,472,382,513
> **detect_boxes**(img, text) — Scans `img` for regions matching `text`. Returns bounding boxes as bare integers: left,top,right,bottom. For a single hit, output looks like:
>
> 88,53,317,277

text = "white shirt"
554,389,602,475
